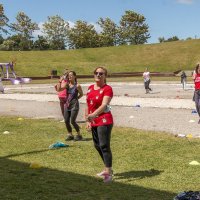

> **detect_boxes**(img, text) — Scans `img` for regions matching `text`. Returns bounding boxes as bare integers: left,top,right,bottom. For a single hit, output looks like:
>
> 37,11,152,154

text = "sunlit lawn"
0,39,200,77
0,117,199,200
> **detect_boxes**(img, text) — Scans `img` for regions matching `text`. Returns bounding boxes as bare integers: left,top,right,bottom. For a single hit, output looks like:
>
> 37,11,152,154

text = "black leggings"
144,80,151,90
91,124,113,168
194,90,200,117
64,109,80,133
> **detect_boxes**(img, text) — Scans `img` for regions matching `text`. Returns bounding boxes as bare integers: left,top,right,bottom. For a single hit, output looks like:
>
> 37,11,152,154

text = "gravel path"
0,82,199,137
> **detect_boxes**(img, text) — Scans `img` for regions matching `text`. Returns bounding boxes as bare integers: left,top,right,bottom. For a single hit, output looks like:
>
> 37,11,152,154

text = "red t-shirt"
194,73,200,90
86,84,113,127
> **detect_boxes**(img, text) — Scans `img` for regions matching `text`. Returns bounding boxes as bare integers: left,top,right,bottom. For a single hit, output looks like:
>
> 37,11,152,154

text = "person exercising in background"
143,67,152,94
57,70,83,141
180,71,187,90
55,69,69,121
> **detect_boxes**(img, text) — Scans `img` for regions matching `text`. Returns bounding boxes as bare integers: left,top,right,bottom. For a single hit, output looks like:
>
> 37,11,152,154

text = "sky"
1,0,200,44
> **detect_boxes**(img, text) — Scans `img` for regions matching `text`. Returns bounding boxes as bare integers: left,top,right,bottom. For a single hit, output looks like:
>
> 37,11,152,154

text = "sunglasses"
94,72,104,76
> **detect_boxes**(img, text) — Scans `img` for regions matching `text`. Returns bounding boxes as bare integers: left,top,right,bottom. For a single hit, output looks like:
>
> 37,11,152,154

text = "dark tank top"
66,84,79,111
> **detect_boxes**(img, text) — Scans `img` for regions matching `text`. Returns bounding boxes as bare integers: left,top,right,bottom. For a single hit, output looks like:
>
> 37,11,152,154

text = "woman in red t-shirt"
85,67,113,183
193,63,200,124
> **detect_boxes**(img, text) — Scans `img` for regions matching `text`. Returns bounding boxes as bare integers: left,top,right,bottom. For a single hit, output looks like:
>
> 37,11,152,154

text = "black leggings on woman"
194,90,200,117
64,109,80,133
91,124,113,168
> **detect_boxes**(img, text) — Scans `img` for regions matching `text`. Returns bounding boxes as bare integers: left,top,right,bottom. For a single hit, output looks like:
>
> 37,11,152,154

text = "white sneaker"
96,170,113,178
96,171,106,177
103,174,112,183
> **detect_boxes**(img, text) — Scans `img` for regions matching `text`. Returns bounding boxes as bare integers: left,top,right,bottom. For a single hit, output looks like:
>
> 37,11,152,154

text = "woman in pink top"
58,79,67,117
55,71,68,118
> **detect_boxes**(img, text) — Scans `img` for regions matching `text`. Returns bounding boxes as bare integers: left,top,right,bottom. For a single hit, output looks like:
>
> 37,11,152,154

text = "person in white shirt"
0,77,4,93
143,67,152,94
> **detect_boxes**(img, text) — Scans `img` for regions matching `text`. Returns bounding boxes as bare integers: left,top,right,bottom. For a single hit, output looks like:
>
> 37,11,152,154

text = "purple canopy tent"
0,62,17,79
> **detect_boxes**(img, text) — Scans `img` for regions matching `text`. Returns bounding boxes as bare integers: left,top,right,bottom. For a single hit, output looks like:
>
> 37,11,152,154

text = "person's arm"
77,83,83,99
142,72,145,78
86,96,112,122
85,107,91,130
192,71,196,80
56,77,68,92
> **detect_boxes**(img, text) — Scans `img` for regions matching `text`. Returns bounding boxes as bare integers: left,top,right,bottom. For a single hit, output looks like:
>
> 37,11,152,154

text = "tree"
0,4,9,34
186,37,192,40
43,15,69,50
33,35,49,50
118,10,150,45
166,36,179,42
11,12,39,39
0,35,4,44
158,37,165,43
0,39,15,50
67,20,99,49
6,34,21,50
97,17,118,47
10,12,39,50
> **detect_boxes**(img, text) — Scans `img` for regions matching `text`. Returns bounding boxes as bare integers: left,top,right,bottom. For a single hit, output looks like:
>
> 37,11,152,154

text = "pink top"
58,80,67,98
194,73,200,90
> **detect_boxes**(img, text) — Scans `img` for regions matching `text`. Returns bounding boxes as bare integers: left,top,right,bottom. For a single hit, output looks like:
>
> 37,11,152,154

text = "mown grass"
0,39,200,77
0,117,199,200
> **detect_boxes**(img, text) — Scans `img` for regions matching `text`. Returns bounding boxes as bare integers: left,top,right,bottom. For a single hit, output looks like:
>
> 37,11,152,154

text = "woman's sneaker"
96,171,106,177
74,135,83,141
103,174,112,183
65,135,74,141
96,170,113,178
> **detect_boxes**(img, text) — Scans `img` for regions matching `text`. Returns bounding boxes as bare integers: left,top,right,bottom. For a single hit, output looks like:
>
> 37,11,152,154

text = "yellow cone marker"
29,162,42,169
18,118,24,121
186,134,193,138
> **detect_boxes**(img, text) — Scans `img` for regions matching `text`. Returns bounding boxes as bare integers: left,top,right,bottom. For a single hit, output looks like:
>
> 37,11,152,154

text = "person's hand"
86,122,91,132
54,84,58,91
59,76,64,83
87,113,96,122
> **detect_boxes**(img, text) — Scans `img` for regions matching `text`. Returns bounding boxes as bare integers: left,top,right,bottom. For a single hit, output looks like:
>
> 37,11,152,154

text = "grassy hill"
0,39,200,77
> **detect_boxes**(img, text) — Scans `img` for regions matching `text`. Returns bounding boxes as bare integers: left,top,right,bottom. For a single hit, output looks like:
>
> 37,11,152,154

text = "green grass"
0,39,200,77
0,116,199,200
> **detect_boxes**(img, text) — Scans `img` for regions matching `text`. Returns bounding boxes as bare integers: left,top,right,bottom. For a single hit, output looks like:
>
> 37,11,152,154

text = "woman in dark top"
57,71,83,141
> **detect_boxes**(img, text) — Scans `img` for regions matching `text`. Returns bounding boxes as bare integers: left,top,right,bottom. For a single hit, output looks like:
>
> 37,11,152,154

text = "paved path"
1,82,200,137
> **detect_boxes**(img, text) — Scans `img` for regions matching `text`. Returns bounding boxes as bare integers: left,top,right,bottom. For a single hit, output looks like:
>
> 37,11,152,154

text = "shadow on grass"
0,158,176,200
1,149,51,158
114,169,162,180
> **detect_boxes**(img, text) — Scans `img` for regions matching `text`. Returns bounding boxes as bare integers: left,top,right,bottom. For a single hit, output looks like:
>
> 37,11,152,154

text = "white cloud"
176,0,194,4
67,21,102,33
68,20,75,28
89,22,102,33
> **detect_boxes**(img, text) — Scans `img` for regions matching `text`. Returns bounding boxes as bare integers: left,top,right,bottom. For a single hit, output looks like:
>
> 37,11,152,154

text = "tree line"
0,4,150,50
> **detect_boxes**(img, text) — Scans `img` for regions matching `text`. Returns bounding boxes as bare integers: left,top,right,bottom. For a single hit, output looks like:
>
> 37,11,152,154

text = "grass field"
0,117,199,200
0,39,200,77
